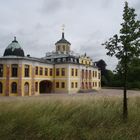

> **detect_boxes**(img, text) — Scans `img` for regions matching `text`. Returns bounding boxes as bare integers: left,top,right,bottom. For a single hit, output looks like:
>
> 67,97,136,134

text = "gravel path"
0,89,140,101
96,88,140,97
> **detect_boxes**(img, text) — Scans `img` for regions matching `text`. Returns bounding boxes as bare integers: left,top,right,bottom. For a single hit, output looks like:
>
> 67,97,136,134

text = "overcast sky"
0,0,140,70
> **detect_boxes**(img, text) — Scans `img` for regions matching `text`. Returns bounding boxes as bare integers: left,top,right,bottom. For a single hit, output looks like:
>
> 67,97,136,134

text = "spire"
62,24,65,39
12,36,18,43
14,36,16,40
55,24,71,45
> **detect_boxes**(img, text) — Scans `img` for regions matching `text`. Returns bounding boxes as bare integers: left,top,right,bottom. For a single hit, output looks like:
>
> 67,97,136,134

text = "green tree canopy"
102,1,140,120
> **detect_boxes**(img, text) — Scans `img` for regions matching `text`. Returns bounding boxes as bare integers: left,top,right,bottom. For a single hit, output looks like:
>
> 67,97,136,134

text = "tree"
96,59,113,86
102,1,140,120
127,58,140,88
96,59,107,75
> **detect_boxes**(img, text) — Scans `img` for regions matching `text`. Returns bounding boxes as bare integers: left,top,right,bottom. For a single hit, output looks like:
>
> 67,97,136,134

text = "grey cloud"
0,0,140,71
134,1,140,18
42,0,63,14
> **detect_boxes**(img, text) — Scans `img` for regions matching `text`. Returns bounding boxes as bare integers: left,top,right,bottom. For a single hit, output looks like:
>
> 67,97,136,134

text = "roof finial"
62,24,65,39
12,36,18,43
14,36,16,41
62,24,65,33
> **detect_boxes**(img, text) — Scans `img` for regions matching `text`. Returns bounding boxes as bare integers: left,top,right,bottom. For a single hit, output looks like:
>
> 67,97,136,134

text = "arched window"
0,82,2,93
57,45,60,50
11,82,17,93
24,82,29,96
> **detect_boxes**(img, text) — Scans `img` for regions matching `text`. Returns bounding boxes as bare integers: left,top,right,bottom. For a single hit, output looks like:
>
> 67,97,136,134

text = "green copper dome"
3,37,25,57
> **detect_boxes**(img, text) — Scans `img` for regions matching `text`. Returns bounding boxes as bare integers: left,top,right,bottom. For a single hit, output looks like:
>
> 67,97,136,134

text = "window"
45,68,48,76
99,82,101,87
95,82,97,87
40,67,43,75
75,69,78,76
11,82,17,93
95,71,97,77
56,68,60,76
86,82,88,88
0,64,3,77
98,72,101,79
71,58,73,62
12,64,18,77
50,68,53,76
75,82,78,88
63,45,65,51
89,70,91,79
93,82,94,87
51,59,54,62
62,58,66,62
71,68,74,76
89,82,91,89
57,45,60,50
25,65,30,77
93,71,94,77
35,67,38,75
35,82,38,92
0,82,2,93
71,82,74,88
86,70,88,79
24,82,29,95
57,59,61,62
61,68,65,76
56,82,59,88
61,82,65,88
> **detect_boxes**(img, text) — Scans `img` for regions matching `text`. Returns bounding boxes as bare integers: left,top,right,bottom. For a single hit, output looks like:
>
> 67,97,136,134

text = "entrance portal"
39,80,52,93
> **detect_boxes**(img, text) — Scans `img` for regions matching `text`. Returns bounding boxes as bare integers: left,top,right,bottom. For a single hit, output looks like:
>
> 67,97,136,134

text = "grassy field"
0,94,140,140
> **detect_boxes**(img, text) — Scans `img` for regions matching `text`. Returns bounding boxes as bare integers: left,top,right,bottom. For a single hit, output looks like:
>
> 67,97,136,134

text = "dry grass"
0,91,140,140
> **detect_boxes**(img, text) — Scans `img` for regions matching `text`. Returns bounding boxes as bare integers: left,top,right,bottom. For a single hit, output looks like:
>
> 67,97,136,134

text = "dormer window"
71,58,73,62
57,58,61,62
63,58,66,62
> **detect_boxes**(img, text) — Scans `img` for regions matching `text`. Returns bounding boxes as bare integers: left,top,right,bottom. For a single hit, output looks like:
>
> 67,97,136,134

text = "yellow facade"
0,32,101,96
0,59,101,96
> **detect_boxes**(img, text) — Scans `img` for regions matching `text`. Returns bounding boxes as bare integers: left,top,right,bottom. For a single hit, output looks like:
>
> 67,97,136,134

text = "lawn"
0,94,140,140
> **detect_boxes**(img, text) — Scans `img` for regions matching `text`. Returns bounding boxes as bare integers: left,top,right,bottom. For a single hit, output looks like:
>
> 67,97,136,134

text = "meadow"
0,92,140,140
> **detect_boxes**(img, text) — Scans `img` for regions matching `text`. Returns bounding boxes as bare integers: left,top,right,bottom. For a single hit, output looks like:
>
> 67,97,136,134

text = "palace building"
0,31,101,96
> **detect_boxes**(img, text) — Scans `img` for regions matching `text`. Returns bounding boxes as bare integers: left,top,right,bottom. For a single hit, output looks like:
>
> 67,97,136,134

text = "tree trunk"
123,83,128,120
123,55,128,121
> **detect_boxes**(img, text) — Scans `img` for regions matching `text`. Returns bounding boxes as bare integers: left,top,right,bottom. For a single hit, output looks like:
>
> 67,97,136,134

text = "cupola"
3,37,25,57
55,25,71,54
